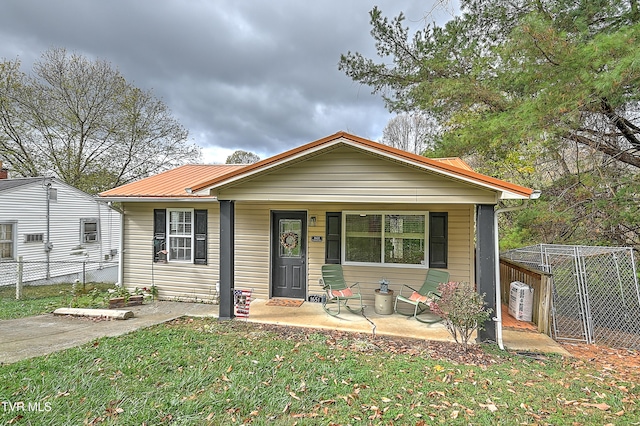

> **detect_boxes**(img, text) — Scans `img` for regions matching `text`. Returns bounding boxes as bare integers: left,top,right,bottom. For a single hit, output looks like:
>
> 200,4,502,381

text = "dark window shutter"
429,212,448,269
194,209,207,265
153,209,166,262
325,212,341,264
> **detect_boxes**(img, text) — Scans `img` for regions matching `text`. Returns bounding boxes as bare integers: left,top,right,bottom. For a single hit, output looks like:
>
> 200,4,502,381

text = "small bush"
430,282,493,352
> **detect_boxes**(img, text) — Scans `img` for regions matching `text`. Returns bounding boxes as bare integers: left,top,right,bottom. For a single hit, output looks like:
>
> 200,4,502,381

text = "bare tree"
226,150,260,164
0,48,201,193
380,113,439,154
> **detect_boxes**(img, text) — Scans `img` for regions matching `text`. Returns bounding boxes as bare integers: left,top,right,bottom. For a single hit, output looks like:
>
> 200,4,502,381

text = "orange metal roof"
99,164,246,198
190,132,533,198
432,157,474,171
99,132,533,200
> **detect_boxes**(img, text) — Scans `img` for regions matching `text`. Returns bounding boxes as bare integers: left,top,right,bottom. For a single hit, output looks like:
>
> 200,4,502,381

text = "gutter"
96,196,218,203
494,190,541,350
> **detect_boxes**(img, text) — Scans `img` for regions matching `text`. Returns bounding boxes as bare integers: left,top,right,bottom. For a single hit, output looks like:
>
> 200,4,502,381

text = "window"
80,218,99,243
342,211,447,268
168,209,192,261
385,214,425,264
344,212,425,265
24,233,44,243
153,209,207,264
0,223,15,260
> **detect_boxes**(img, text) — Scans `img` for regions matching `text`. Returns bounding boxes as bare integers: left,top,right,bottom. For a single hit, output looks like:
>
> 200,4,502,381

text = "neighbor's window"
168,209,193,262
80,218,99,243
24,233,44,243
343,212,427,266
0,223,15,260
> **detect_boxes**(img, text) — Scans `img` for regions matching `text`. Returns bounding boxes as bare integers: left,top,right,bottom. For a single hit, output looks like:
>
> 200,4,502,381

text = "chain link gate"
502,244,640,349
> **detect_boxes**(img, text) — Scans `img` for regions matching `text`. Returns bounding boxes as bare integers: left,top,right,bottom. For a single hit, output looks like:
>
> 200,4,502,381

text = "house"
99,132,536,341
0,172,121,286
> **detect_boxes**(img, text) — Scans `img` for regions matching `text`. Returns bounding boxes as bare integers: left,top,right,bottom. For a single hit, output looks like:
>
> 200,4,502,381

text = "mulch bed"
252,322,500,366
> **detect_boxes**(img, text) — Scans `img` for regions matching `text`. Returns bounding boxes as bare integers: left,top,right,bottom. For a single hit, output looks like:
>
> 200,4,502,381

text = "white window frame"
80,218,100,243
0,222,16,261
167,208,194,263
342,211,429,268
24,233,44,243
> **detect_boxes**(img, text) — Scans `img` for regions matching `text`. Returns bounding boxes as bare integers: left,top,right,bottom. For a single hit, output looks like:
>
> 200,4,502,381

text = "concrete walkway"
0,299,569,365
0,302,217,364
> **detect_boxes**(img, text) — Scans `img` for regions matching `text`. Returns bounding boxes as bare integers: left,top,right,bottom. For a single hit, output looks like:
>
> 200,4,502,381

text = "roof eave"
97,196,218,203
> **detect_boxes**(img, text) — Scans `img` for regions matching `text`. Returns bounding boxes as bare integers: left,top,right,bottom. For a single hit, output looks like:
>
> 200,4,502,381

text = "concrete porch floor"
244,299,570,356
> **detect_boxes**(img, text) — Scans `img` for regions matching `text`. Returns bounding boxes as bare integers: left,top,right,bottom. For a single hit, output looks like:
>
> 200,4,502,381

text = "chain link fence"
0,259,118,298
502,244,640,349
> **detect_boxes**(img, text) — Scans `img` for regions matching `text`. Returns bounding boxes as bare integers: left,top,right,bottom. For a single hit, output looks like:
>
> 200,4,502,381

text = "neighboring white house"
0,173,121,286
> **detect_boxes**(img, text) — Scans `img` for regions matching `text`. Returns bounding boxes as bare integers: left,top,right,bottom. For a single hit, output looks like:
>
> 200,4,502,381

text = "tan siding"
235,202,475,305
122,202,219,301
121,200,477,304
218,147,496,204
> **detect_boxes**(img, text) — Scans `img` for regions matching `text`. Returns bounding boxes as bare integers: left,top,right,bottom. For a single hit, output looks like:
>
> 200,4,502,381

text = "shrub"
429,282,493,352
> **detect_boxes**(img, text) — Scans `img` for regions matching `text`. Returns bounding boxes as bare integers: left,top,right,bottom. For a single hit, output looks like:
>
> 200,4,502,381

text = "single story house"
99,132,536,341
0,174,121,286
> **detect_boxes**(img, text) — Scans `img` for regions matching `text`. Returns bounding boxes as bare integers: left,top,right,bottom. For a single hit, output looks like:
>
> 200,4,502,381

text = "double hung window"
168,210,192,261
80,218,99,243
0,223,15,260
153,209,207,264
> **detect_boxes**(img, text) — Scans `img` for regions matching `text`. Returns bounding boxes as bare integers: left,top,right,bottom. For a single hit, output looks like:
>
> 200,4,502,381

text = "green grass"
1,318,638,425
0,283,114,320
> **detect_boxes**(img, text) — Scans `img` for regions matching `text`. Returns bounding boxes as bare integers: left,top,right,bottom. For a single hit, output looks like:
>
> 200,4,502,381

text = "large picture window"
344,212,429,266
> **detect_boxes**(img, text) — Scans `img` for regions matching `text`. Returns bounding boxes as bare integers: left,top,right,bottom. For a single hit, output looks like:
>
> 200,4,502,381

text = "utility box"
509,281,534,322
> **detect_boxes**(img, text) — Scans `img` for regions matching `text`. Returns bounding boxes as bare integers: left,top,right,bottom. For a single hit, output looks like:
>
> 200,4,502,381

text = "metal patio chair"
320,264,363,316
394,269,450,323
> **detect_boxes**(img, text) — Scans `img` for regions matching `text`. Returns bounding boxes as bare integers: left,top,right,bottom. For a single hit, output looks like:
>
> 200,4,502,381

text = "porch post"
476,204,496,342
219,200,235,320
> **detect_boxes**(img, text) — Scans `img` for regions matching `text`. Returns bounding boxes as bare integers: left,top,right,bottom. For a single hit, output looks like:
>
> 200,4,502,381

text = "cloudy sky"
0,1,457,164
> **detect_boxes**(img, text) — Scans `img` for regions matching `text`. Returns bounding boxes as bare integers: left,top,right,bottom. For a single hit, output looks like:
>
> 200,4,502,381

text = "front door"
271,211,306,299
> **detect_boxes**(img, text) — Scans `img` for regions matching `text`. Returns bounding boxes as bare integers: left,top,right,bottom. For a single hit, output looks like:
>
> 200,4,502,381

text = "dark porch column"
476,204,496,342
219,200,235,320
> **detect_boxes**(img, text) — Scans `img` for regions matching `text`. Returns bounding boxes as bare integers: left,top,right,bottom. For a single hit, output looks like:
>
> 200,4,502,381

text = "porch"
244,298,569,355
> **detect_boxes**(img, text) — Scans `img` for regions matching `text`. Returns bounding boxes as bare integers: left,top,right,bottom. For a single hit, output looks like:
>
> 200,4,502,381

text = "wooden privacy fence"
499,258,553,335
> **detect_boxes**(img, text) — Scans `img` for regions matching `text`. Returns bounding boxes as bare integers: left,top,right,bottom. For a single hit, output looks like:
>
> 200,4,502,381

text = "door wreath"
280,231,299,250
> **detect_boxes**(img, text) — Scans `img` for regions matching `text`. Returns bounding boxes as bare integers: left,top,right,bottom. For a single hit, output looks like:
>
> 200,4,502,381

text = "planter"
374,289,394,315
108,295,144,309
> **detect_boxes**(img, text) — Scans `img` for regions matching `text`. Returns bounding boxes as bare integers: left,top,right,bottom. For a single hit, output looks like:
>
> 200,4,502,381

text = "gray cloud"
0,0,455,163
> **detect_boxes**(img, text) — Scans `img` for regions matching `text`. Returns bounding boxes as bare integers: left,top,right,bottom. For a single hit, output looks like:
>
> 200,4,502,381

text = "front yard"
1,318,638,425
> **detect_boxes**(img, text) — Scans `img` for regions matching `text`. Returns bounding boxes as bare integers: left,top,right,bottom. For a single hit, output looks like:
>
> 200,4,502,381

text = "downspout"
104,201,125,287
494,190,541,350
44,179,52,279
117,205,124,287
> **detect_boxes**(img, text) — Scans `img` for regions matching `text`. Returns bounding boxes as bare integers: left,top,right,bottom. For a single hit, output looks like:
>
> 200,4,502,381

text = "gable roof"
99,132,534,201
0,177,48,193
